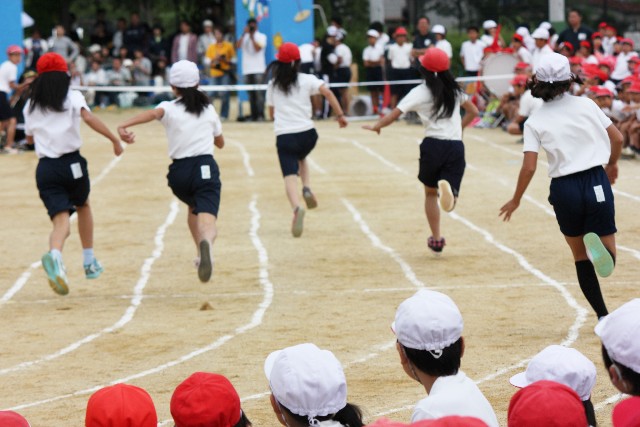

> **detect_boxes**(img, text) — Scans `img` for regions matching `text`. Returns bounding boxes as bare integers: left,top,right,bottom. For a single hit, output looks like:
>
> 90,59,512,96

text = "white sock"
50,249,63,262
82,248,95,265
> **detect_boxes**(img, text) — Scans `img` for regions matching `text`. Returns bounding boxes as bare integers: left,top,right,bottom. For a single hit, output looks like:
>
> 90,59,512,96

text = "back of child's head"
596,299,640,395
85,383,157,427
30,52,70,113
393,290,464,377
529,52,582,101
268,42,301,95
366,416,488,427
169,60,210,116
507,380,587,427
0,411,31,427
171,372,249,427
264,343,363,427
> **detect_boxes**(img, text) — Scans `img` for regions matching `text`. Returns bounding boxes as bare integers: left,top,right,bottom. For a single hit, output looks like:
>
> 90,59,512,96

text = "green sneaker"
584,232,615,278
198,240,213,283
42,252,69,296
84,259,104,279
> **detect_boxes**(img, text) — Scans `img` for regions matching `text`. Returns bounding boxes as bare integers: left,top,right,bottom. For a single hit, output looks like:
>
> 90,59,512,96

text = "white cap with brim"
509,345,597,401
169,60,200,88
326,25,338,37
531,27,550,40
535,52,571,83
595,299,640,373
367,29,380,38
432,24,446,35
483,20,497,30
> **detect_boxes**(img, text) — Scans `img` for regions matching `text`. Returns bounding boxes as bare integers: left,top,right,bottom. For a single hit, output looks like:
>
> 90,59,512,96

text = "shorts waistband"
171,154,214,163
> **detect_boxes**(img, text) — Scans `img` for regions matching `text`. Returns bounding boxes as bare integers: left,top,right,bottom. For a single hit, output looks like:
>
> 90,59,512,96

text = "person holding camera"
206,26,236,121
236,18,267,121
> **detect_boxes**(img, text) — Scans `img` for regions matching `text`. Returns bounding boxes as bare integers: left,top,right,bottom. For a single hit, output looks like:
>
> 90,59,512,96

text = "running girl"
117,60,224,283
266,42,347,237
500,53,623,319
363,48,478,254
24,53,124,295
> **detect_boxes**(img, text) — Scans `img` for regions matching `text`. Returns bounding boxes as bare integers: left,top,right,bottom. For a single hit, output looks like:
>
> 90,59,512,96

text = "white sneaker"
438,180,456,212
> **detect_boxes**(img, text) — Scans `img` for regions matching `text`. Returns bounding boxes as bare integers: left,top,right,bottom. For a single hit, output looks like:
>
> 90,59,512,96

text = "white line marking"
307,156,327,175
6,195,274,411
228,139,255,177
342,198,426,289
0,199,180,375
594,392,626,410
337,137,410,176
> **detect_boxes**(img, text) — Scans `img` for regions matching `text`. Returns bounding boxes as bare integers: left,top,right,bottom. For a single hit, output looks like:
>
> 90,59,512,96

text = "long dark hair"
281,402,364,427
418,66,463,120
528,74,583,102
28,71,70,113
267,60,300,95
173,86,210,116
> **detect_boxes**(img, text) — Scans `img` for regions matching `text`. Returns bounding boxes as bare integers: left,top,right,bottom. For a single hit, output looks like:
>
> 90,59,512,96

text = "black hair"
467,26,479,33
417,16,430,24
418,66,463,120
528,74,582,102
583,400,597,427
28,72,70,113
568,8,582,17
331,16,343,26
247,18,257,25
173,86,211,116
233,411,252,427
602,344,640,395
369,21,384,33
280,402,364,427
266,60,300,95
401,338,462,377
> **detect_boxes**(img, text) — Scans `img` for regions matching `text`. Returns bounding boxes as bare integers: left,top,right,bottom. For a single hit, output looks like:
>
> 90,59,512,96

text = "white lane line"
342,198,426,289
307,156,327,174
594,393,626,410
228,138,255,177
618,244,640,260
337,137,410,176
1,154,124,304
6,195,274,411
0,199,180,375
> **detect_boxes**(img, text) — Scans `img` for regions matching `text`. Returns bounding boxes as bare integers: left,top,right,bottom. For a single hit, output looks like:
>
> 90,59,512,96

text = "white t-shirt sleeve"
157,101,173,126
593,100,613,128
411,406,437,422
396,85,425,113
211,108,223,137
266,81,274,107
522,121,541,153
306,74,324,96
69,90,89,114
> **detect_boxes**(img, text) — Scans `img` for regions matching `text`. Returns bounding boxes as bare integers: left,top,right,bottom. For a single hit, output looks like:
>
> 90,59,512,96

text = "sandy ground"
1,111,639,426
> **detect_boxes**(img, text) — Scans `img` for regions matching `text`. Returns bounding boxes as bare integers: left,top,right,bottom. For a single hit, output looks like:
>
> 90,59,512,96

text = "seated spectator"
85,383,157,427
507,75,543,136
509,345,597,425
132,48,152,86
0,410,30,427
392,290,499,426
500,74,527,128
507,380,587,426
366,417,487,427
107,57,132,106
84,59,109,107
171,372,252,427
264,343,365,427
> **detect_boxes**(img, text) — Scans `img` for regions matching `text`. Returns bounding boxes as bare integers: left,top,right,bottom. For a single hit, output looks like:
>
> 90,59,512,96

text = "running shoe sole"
303,190,318,209
438,180,456,212
41,253,69,296
198,240,213,282
584,232,615,278
292,207,305,237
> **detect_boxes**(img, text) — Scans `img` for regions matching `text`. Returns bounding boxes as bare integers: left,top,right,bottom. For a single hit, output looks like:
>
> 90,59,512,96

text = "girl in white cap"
363,48,478,254
264,343,364,427
117,60,224,283
266,42,347,238
500,52,623,320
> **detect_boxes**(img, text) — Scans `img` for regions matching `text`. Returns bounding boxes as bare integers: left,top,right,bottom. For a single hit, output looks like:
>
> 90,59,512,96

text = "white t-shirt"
266,73,324,136
299,43,315,64
397,83,466,140
0,60,18,93
480,34,494,46
518,90,543,117
24,90,89,159
459,40,486,72
435,40,453,59
375,33,390,52
362,45,384,62
611,51,639,81
411,371,499,427
523,94,612,178
178,34,190,61
157,99,222,159
332,43,352,68
387,43,413,69
532,44,554,72
239,31,267,75
517,46,533,64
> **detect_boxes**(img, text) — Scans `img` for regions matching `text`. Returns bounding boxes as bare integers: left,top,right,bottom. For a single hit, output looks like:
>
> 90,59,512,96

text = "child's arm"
319,85,348,128
461,99,479,129
605,123,623,184
499,151,538,221
116,109,165,144
214,135,225,149
80,108,124,156
362,108,402,134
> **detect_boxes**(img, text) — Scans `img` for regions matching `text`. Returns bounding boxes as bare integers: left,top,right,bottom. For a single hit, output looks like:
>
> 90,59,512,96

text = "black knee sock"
575,260,609,318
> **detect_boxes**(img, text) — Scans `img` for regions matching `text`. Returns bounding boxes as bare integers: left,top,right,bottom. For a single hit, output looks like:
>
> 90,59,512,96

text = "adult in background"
148,25,170,66
24,28,48,71
236,18,267,121
557,9,593,52
48,25,79,64
123,12,149,56
411,16,436,60
198,20,216,67
205,26,236,121
171,20,198,64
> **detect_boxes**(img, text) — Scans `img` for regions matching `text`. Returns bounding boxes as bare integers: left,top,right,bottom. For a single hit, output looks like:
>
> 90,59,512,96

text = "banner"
0,0,24,62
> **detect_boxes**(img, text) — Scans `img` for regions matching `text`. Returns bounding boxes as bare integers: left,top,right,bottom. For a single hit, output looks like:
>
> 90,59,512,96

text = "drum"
481,53,518,97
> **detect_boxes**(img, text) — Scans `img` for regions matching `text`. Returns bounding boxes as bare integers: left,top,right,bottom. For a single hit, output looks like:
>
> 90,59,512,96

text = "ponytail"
331,403,364,427
418,67,462,120
29,71,70,113
266,60,300,94
174,86,210,116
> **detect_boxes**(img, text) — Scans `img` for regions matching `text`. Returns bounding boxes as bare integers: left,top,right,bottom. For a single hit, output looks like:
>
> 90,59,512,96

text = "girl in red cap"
24,52,123,295
266,42,347,237
363,48,478,254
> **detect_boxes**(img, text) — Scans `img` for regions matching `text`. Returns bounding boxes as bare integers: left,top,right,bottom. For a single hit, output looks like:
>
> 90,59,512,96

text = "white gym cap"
483,20,497,30
535,52,571,83
367,29,380,38
531,27,550,40
264,343,347,421
539,21,552,30
203,19,213,27
326,25,338,37
516,27,530,37
510,345,597,401
169,60,200,88
392,289,463,353
595,299,640,373
432,24,446,35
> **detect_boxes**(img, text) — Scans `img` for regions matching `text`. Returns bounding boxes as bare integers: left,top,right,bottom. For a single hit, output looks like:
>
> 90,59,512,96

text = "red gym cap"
569,56,584,65
627,82,640,93
170,372,242,427
592,32,602,39
36,52,68,74
394,27,408,36
559,41,574,52
510,75,529,86
366,416,488,427
512,34,523,43
276,42,301,63
612,397,640,427
622,38,635,47
85,384,158,427
599,22,608,28
508,381,587,427
6,45,22,55
596,87,614,97
419,48,450,72
0,411,30,427
515,62,531,70
580,40,591,49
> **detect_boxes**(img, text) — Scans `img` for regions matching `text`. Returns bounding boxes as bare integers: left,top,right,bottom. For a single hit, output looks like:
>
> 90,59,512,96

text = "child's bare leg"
284,175,302,209
76,202,94,250
50,211,71,251
424,186,441,239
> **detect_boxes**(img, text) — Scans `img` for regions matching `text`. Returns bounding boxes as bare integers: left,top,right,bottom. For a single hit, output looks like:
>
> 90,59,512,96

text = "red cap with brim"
36,52,68,74
366,416,488,427
627,82,640,93
622,38,635,47
419,48,450,72
276,42,301,63
85,384,157,427
508,381,587,427
394,27,408,36
569,56,584,65
510,75,529,86
515,62,531,70
6,45,22,55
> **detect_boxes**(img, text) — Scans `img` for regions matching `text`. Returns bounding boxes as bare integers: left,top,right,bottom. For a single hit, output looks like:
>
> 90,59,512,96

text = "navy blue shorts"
276,128,318,177
365,66,383,91
167,155,221,216
0,92,14,121
36,151,90,219
418,137,466,194
549,166,616,237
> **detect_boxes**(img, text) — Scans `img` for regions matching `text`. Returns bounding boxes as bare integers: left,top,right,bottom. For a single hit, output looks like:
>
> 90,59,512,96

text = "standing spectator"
198,20,216,66
370,21,390,52
107,58,132,106
387,27,413,108
531,28,553,72
411,16,436,59
481,20,499,46
602,25,617,56
123,12,149,56
512,34,532,64
516,26,536,52
148,25,170,66
206,26,236,120
84,59,109,107
132,48,152,86
557,9,593,51
298,39,318,74
171,20,198,64
0,46,25,154
23,28,48,71
329,32,352,115
90,8,113,44
460,26,485,76
432,25,452,59
363,29,385,114
236,18,267,121
48,25,79,64
112,17,127,57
